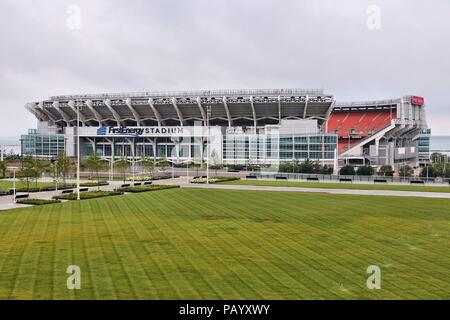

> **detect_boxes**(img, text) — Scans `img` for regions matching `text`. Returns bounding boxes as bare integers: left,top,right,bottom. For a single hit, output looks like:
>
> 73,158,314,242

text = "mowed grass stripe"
209,192,366,299
141,195,230,299
0,210,38,299
156,192,280,298
193,192,336,299
52,204,72,300
139,193,254,299
0,189,450,299
112,196,169,299
255,192,447,298
10,205,51,299
136,192,212,299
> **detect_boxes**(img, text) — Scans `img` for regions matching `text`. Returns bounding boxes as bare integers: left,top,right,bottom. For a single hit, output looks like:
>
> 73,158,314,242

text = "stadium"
21,88,429,170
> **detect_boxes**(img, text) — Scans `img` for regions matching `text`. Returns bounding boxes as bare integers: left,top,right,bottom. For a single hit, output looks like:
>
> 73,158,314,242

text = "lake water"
0,138,21,156
430,136,450,152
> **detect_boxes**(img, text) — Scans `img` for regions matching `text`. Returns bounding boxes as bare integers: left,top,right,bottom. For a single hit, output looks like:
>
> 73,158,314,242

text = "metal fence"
247,172,450,185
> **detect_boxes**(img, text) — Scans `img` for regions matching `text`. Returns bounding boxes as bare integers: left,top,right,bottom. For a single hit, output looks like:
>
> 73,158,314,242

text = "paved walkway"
184,183,450,199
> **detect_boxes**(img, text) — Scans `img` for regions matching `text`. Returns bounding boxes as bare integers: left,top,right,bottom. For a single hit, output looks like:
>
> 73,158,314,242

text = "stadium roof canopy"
26,88,336,128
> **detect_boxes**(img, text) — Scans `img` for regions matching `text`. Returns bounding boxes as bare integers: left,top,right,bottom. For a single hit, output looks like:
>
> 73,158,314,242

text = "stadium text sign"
98,126,184,137
411,96,425,106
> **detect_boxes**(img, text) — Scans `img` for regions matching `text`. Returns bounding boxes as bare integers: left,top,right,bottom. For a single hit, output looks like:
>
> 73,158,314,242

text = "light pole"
186,161,189,184
12,167,17,204
53,163,58,195
76,100,81,201
206,106,211,185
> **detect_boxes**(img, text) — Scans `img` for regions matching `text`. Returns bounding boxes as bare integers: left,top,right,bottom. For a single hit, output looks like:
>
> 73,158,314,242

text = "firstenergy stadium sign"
97,127,185,136
95,126,189,137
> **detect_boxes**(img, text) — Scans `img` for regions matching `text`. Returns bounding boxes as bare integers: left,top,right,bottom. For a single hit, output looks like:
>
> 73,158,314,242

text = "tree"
159,156,168,173
32,158,50,187
0,160,7,178
246,158,259,173
378,165,394,177
430,152,447,164
399,165,414,177
298,159,315,174
339,165,355,176
83,153,107,190
279,162,294,173
141,155,156,179
114,158,129,184
56,152,72,186
18,156,38,192
357,165,374,176
210,150,223,177
321,165,334,175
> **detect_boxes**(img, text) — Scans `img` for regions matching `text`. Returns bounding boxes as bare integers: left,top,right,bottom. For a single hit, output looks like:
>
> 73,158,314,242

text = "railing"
247,172,450,185
335,99,401,108
49,88,326,100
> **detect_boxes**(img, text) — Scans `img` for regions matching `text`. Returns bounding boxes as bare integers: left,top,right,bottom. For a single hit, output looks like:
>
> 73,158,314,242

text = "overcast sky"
1,0,449,139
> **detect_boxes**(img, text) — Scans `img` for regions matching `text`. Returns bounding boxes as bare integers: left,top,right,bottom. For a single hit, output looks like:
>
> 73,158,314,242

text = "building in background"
20,123,66,159
413,128,431,167
21,89,428,169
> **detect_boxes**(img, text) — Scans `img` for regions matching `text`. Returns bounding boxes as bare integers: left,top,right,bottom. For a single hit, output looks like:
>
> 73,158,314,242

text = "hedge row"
117,185,180,193
14,182,109,193
78,182,110,187
54,191,123,201
190,177,241,184
16,199,62,206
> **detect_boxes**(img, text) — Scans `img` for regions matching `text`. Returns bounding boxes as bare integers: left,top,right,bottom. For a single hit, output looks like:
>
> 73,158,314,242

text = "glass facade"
223,134,337,163
80,137,205,162
416,129,431,153
78,133,338,165
21,129,66,159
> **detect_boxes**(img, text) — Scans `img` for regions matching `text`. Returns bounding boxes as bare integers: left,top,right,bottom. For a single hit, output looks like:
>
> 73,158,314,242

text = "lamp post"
186,161,189,184
12,167,17,204
206,106,211,185
76,100,81,201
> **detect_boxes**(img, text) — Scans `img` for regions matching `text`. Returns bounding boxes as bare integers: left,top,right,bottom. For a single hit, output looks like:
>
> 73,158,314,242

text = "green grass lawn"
0,188,450,300
0,180,49,191
220,179,450,193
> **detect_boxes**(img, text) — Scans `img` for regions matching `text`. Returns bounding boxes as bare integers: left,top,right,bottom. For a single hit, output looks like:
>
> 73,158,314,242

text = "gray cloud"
0,0,449,137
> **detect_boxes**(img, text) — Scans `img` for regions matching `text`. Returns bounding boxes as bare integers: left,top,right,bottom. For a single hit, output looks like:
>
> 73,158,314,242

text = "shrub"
227,165,245,171
378,165,394,177
54,191,123,201
16,199,62,206
152,175,179,181
339,165,355,176
356,165,374,176
400,165,415,177
117,185,180,193
191,177,240,184
127,176,153,182
80,182,109,187
16,187,41,193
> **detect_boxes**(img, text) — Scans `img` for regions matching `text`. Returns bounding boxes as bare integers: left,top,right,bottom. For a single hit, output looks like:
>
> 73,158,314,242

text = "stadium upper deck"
26,88,335,129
